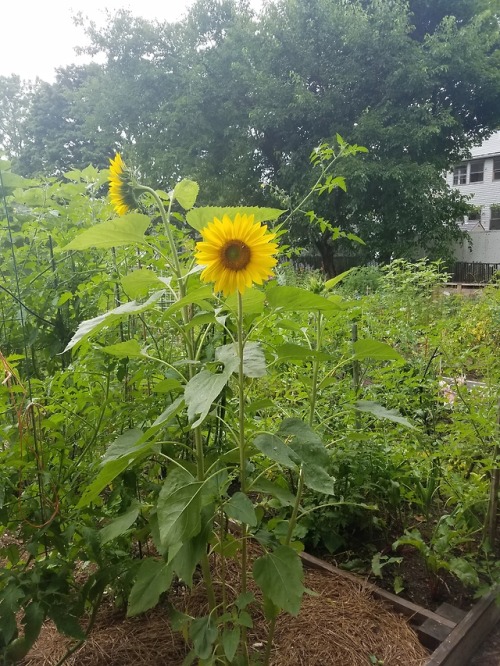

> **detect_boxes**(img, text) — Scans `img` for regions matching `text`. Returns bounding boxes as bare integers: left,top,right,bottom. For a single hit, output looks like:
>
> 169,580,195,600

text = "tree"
245,0,500,270
5,0,500,269
0,75,33,161
17,64,111,176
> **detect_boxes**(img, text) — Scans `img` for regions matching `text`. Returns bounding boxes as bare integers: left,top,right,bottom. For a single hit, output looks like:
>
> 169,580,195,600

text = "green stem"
308,311,323,428
139,185,183,282
143,185,215,609
266,311,323,666
237,291,249,657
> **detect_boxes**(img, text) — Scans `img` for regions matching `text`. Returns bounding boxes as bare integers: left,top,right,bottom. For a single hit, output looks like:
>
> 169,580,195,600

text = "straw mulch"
23,560,429,666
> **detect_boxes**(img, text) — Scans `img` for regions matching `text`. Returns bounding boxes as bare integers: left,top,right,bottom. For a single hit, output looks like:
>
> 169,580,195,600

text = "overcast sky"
1,1,262,82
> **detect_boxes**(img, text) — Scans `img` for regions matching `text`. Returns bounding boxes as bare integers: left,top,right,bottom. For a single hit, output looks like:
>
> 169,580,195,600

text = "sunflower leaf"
186,206,284,231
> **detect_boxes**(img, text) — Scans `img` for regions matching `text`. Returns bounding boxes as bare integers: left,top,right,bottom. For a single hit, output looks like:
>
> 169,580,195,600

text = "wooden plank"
426,590,500,666
419,604,467,648
300,552,456,630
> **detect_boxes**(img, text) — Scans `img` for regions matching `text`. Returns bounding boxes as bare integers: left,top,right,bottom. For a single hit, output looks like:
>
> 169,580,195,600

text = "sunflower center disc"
222,241,251,271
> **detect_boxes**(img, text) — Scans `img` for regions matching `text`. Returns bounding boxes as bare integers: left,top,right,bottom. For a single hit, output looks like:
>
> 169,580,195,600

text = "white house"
447,131,500,263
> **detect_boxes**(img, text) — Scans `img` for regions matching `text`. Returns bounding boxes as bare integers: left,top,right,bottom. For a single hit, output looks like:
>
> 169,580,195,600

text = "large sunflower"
195,214,278,296
108,153,137,216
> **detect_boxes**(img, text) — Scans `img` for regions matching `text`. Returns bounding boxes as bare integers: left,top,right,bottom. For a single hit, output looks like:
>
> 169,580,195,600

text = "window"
491,208,500,231
494,157,500,180
453,165,467,185
470,160,485,183
468,211,480,221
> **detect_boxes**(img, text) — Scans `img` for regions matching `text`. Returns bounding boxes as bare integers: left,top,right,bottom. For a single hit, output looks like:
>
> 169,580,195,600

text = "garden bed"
22,548,500,666
23,558,428,666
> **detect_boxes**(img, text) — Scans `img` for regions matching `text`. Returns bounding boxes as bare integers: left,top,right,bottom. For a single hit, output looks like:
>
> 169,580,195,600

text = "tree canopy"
2,0,500,270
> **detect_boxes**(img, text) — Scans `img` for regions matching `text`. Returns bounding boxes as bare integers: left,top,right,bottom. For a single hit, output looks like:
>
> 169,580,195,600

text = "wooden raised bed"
301,552,500,666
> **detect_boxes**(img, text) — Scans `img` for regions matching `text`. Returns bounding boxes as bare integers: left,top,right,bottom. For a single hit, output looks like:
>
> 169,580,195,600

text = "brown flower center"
221,241,251,271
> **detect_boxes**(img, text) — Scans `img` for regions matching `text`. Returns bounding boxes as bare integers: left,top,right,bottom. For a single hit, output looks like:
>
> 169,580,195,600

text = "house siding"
446,131,500,231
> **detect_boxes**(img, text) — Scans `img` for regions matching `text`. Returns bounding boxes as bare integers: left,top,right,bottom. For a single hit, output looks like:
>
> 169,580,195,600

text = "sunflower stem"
237,291,249,657
139,185,184,285
266,312,323,666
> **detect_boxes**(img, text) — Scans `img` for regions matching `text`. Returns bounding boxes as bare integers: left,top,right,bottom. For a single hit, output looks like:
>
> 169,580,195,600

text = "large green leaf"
186,206,284,231
184,352,236,427
64,291,164,352
253,545,304,615
190,615,218,660
224,288,266,316
164,285,214,317
77,457,131,508
266,286,343,312
152,396,185,427
215,341,267,378
352,339,404,362
352,400,416,429
253,433,297,470
169,510,213,586
121,268,167,299
250,478,295,507
58,213,150,251
127,558,173,616
99,501,141,545
157,468,205,549
223,627,240,663
223,492,257,527
100,339,144,358
275,343,331,362
0,171,31,193
173,179,199,210
277,419,335,495
101,429,147,464
324,268,357,290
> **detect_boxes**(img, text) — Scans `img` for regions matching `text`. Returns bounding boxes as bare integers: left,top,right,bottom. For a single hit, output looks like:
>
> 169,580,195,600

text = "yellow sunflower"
195,214,278,296
108,153,137,216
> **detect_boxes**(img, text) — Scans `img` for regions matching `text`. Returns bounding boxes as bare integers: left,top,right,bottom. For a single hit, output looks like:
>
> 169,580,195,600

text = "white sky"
1,1,262,82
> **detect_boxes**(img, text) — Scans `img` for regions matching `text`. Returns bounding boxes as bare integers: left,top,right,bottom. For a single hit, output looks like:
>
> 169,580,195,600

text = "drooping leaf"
190,615,218,660
186,206,284,231
223,492,258,527
127,558,173,616
49,608,86,640
277,419,335,495
184,354,236,428
223,626,240,663
173,179,199,210
77,457,131,508
215,342,267,378
64,291,164,352
352,400,416,429
352,339,403,362
170,511,213,587
101,429,147,464
58,214,150,251
253,433,297,470
250,478,295,507
152,396,185,427
253,545,304,615
99,501,140,545
157,468,204,549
